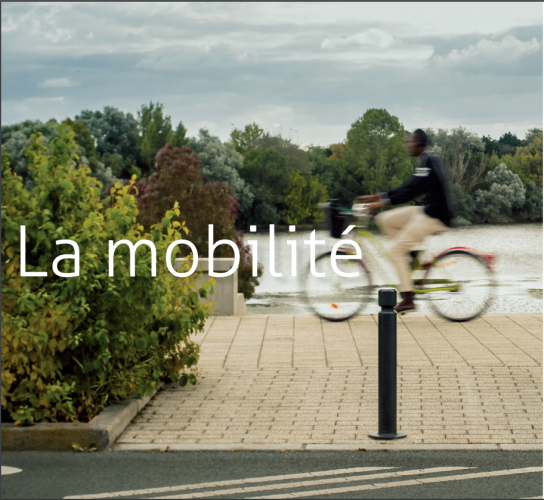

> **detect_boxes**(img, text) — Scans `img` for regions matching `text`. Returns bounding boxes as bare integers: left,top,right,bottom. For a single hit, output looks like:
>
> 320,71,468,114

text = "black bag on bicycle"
328,199,346,239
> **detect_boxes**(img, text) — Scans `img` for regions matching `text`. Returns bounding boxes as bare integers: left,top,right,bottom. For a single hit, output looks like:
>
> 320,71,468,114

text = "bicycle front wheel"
423,250,496,322
301,251,373,322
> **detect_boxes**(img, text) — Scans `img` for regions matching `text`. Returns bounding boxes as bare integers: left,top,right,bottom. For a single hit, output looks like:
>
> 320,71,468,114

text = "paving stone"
115,314,542,447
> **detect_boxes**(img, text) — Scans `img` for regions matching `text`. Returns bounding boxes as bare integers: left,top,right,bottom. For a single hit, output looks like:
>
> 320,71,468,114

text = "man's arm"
385,156,433,206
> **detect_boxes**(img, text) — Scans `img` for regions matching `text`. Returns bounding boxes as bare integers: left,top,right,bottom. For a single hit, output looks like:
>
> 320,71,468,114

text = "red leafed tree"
135,143,262,298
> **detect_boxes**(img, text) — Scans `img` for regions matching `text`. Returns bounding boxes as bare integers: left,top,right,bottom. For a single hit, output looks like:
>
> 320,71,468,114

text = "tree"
170,121,189,148
62,118,98,161
498,131,522,157
520,181,543,221
482,135,500,156
1,119,60,187
1,117,122,192
262,132,314,176
472,163,526,222
451,183,475,223
61,118,124,189
430,127,486,193
230,122,264,154
1,119,59,144
305,145,335,196
76,106,140,175
281,170,309,225
187,129,254,222
136,102,174,172
281,170,328,225
522,128,543,147
333,109,412,204
514,132,543,186
134,143,262,299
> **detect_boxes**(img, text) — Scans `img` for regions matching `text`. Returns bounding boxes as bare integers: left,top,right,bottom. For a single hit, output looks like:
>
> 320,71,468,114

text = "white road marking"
63,466,394,499
154,468,472,499
248,467,544,499
1,466,22,476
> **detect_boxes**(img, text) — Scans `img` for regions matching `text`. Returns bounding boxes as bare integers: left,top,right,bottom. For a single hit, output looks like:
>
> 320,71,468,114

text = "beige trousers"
375,206,449,292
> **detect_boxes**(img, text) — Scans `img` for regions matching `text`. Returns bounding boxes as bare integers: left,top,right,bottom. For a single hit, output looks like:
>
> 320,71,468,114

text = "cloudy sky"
2,2,542,146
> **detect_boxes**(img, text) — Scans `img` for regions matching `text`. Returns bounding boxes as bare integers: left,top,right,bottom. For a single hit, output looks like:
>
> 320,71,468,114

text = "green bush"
1,124,212,424
472,163,526,222
519,181,543,221
451,183,475,223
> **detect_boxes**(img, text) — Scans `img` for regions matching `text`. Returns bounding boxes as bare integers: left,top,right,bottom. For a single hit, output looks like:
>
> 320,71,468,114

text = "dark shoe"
395,292,416,314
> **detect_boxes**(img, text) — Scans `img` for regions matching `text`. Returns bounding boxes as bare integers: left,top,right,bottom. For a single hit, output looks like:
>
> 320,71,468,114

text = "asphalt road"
2,451,542,499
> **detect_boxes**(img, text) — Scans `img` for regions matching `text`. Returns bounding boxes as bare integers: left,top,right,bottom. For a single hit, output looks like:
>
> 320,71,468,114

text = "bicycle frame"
336,226,479,297
311,202,498,321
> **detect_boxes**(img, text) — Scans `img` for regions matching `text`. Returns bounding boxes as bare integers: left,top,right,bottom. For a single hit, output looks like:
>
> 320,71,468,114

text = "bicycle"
301,200,497,322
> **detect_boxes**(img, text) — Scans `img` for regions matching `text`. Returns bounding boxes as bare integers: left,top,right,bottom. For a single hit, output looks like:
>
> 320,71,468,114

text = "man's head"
407,128,427,157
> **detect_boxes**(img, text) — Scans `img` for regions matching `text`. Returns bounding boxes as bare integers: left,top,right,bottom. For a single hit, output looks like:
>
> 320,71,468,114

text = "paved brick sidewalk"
116,314,542,447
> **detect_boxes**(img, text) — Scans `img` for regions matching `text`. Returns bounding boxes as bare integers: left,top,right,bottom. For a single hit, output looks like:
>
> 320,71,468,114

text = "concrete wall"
175,258,247,316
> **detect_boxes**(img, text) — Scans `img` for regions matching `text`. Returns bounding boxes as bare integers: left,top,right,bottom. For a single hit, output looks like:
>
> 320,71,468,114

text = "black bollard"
369,288,407,440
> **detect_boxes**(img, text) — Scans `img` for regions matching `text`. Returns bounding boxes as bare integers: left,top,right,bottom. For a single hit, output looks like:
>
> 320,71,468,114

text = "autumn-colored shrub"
135,143,262,299
1,125,211,425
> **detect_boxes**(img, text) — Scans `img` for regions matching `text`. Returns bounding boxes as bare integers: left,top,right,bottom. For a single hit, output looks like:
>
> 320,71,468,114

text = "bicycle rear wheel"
423,250,496,322
301,251,373,322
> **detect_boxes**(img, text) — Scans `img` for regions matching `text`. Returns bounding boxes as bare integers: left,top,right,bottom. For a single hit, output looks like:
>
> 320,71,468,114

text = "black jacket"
384,152,457,227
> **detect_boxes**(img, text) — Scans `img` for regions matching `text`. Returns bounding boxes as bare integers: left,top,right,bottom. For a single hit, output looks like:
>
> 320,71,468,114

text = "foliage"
281,170,328,225
451,183,475,223
428,127,485,193
498,131,522,156
187,129,254,220
136,143,236,251
1,119,60,188
230,122,264,154
514,132,543,187
75,106,140,176
305,145,335,195
1,117,123,192
333,109,412,204
135,102,189,175
171,122,189,148
256,132,314,177
134,143,262,299
62,118,100,164
522,128,543,147
234,231,264,300
237,147,290,226
72,442,97,453
1,126,211,424
486,151,521,175
136,102,174,172
482,135,500,156
519,181,543,221
472,163,526,222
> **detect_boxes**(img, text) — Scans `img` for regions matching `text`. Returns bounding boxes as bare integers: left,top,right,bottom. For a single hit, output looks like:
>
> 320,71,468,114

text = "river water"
245,223,543,315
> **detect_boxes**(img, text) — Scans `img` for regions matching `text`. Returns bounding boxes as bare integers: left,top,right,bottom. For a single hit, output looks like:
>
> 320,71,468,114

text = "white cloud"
1,16,17,33
1,96,67,124
322,29,395,50
38,77,76,88
86,32,93,39
44,27,75,43
433,36,541,68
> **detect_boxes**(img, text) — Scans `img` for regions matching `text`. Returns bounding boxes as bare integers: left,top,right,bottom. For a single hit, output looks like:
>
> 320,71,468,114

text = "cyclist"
359,129,457,314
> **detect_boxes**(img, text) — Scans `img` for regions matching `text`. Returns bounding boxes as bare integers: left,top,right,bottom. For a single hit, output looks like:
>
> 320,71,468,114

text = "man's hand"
358,194,380,203
366,201,385,214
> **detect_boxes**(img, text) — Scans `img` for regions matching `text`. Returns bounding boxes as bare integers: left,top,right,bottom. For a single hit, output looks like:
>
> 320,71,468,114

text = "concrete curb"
1,383,164,452
112,442,543,452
